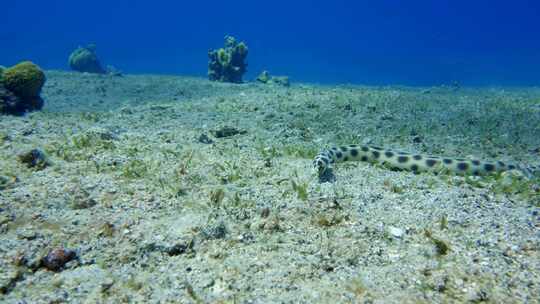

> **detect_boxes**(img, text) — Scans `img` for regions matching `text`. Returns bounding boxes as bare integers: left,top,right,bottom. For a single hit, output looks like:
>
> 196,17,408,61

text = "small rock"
18,148,50,169
198,133,214,144
42,248,77,271
16,228,39,240
260,207,270,218
100,278,115,292
200,220,227,240
212,126,246,138
388,226,405,238
164,240,194,256
98,222,115,237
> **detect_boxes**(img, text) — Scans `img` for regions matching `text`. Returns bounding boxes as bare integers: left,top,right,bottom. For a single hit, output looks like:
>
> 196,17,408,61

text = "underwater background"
2,0,539,86
2,0,540,303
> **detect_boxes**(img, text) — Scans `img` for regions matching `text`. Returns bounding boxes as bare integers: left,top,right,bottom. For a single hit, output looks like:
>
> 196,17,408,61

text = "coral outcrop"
208,36,248,83
0,61,45,115
2,61,46,97
68,44,106,74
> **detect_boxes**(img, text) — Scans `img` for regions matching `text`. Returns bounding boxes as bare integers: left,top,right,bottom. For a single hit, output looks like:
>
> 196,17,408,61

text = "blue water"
2,0,539,86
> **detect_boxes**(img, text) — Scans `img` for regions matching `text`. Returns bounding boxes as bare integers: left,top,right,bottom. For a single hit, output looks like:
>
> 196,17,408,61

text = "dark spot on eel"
397,156,409,163
457,162,469,171
484,163,495,172
425,159,438,167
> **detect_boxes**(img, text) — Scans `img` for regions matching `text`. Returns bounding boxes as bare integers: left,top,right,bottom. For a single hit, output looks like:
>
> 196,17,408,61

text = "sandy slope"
0,71,539,303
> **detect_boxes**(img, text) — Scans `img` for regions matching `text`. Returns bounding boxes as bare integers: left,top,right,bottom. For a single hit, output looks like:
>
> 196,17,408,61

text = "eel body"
314,145,538,179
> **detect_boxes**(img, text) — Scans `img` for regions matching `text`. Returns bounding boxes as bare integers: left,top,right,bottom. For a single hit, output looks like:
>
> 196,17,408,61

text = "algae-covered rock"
18,148,50,169
208,35,248,83
256,70,290,87
256,70,271,83
0,61,45,115
68,44,106,74
2,61,45,98
0,65,5,80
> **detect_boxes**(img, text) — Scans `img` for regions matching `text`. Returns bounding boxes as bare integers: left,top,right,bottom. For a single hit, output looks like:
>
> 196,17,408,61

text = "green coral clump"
2,61,45,98
208,35,248,83
0,61,45,115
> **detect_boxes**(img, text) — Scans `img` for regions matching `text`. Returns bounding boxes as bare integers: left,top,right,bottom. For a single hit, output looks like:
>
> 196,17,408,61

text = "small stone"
212,126,246,138
200,220,227,240
100,278,115,292
18,148,50,169
11,252,26,267
42,247,77,271
198,133,214,144
388,226,405,238
98,222,115,237
16,228,38,240
260,207,270,218
52,276,64,288
164,240,194,256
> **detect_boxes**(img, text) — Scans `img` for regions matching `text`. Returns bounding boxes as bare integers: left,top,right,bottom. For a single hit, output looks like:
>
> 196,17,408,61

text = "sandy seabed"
1,71,539,303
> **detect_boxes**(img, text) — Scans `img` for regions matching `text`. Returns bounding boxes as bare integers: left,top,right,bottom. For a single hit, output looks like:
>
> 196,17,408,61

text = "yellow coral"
3,61,45,97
